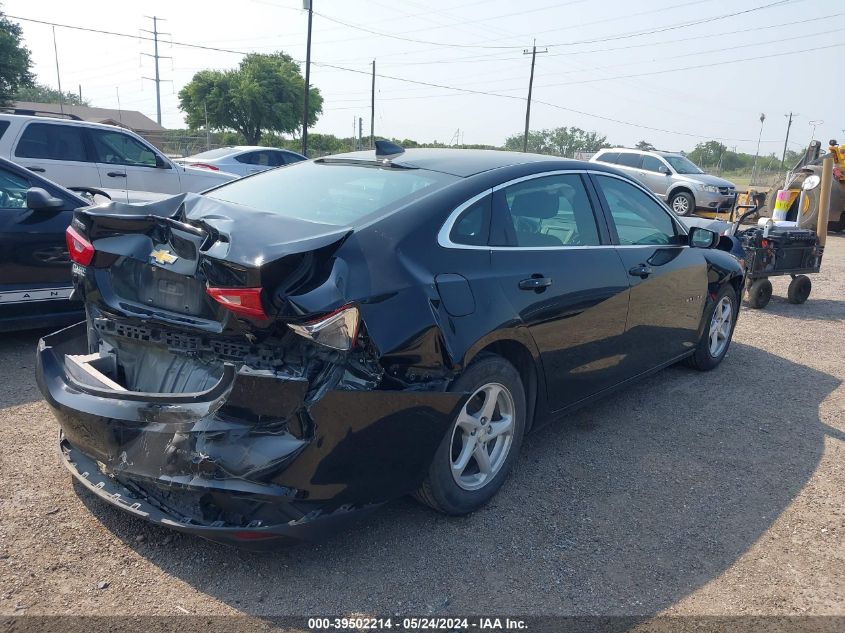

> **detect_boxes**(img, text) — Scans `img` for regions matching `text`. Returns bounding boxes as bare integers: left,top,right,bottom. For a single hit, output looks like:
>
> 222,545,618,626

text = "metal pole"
302,0,313,157
153,17,161,125
751,113,765,185
370,59,375,149
781,112,794,168
52,26,64,115
204,102,210,150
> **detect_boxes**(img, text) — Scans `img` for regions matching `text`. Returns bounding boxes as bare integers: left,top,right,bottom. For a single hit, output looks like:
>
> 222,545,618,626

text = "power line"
311,0,796,50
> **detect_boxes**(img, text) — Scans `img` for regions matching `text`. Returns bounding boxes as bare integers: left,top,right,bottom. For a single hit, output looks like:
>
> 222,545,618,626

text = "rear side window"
280,151,305,165
449,195,490,246
0,120,9,141
206,161,459,227
15,123,89,162
595,151,619,164
495,173,601,247
616,153,643,168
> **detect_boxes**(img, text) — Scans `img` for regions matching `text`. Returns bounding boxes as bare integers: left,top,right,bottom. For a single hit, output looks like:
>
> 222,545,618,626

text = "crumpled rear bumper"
37,322,464,545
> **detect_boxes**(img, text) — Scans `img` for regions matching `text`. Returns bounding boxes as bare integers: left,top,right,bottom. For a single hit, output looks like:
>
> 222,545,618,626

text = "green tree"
178,53,322,145
503,127,608,156
635,140,655,151
687,141,728,169
0,10,34,106
16,82,89,106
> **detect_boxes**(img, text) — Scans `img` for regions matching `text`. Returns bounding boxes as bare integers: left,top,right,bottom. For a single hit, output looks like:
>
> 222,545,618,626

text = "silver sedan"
175,146,306,178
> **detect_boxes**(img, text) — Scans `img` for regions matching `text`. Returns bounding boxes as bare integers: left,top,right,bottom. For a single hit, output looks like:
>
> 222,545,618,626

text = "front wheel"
415,354,526,515
685,286,738,371
747,278,773,309
670,191,695,216
787,275,811,304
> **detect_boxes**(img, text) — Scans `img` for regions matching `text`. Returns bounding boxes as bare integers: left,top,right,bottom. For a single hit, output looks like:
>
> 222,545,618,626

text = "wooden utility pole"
370,59,376,149
781,112,796,168
522,40,547,153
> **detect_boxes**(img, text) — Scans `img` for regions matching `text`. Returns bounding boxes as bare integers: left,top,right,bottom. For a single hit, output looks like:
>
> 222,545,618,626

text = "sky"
3,0,843,155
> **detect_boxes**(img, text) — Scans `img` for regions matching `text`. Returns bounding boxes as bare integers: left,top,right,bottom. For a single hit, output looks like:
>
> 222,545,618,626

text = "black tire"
685,285,738,371
746,278,773,309
787,275,812,304
415,354,526,515
669,191,695,216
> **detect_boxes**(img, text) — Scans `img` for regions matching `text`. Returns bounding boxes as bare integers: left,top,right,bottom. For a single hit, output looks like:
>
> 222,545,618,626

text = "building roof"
12,101,165,133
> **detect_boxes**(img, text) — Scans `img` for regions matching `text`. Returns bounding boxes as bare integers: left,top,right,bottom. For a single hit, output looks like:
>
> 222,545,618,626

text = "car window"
641,155,665,172
595,151,619,164
15,123,89,162
90,130,158,167
235,151,263,165
449,195,490,246
0,120,10,141
0,166,31,209
595,175,678,246
497,174,601,247
663,155,703,174
616,153,642,168
206,161,459,227
281,151,305,165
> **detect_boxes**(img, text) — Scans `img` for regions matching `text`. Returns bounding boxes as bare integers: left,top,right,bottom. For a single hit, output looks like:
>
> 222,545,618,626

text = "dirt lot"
1,235,843,624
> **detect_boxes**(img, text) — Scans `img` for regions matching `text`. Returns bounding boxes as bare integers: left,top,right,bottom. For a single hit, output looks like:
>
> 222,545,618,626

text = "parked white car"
175,146,306,177
0,114,237,202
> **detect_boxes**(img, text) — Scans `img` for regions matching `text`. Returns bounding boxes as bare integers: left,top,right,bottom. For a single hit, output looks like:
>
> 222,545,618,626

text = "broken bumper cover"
37,323,464,545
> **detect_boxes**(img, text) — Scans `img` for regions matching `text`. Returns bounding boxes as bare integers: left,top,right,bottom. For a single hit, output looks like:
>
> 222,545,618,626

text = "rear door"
489,171,631,412
0,162,77,309
591,173,707,375
89,128,181,196
12,121,102,188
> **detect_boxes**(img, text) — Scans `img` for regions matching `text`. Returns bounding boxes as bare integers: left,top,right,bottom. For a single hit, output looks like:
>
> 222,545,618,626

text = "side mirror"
26,187,65,211
689,226,718,249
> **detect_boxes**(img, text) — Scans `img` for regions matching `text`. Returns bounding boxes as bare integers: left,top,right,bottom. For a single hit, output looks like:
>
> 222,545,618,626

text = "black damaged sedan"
36,145,744,545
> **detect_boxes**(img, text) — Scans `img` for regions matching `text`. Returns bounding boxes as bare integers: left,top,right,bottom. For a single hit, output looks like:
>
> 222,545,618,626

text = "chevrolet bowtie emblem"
150,249,178,265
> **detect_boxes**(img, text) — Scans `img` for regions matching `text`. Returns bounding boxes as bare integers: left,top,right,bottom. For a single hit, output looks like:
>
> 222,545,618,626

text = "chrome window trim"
438,168,687,251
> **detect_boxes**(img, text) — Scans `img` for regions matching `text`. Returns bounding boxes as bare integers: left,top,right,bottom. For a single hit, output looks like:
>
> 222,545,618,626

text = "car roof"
598,147,684,158
324,148,592,177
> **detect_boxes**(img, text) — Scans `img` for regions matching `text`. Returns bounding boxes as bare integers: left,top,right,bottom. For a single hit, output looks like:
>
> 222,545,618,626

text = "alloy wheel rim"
673,196,690,214
450,382,515,491
708,296,733,357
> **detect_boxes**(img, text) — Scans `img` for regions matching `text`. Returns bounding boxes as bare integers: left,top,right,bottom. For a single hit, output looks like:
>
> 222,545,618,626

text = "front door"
0,163,76,311
89,128,181,197
638,155,672,198
490,172,631,412
591,173,707,376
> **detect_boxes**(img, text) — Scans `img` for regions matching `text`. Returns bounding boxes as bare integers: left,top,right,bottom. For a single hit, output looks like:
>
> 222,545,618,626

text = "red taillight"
188,162,220,171
206,287,267,319
65,226,95,266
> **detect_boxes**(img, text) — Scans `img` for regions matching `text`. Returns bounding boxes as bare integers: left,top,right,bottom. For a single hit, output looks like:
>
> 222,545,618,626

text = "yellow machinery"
736,139,845,231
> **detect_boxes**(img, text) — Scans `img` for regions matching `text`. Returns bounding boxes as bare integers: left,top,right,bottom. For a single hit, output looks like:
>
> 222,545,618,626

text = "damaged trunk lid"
74,192,351,332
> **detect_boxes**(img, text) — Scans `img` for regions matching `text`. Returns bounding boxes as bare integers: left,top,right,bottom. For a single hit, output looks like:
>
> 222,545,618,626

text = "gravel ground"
1,235,843,623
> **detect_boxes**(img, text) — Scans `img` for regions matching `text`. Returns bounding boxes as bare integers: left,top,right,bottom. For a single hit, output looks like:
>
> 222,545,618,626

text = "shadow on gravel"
0,329,51,408
753,297,845,321
75,341,842,617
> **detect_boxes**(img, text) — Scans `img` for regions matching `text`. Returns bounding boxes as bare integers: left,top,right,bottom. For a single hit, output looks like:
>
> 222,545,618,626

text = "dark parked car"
0,156,105,332
36,146,745,545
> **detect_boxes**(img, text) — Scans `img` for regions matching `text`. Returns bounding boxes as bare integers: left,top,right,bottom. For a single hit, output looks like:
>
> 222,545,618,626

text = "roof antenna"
375,139,404,160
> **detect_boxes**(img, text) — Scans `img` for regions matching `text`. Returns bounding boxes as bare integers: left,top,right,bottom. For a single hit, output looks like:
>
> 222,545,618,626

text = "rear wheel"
747,278,773,309
787,275,812,304
415,354,526,515
685,285,738,371
670,191,695,216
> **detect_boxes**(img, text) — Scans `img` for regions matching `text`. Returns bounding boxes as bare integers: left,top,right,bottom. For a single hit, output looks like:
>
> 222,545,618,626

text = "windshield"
205,160,459,227
187,147,239,160
664,155,704,174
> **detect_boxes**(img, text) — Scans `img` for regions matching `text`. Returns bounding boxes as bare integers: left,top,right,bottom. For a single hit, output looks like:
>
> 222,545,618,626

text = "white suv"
0,114,237,202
